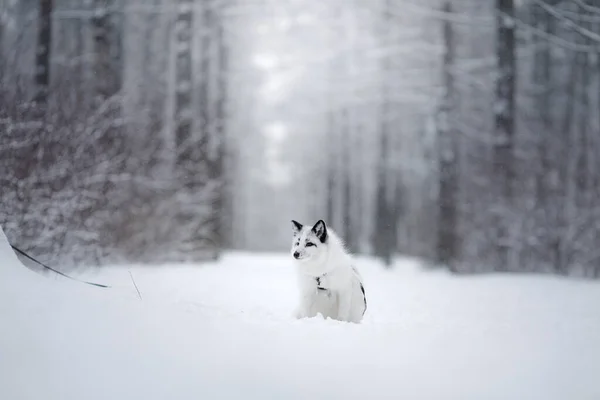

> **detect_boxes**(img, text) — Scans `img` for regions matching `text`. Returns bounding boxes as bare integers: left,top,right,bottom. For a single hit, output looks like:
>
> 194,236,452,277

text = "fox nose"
293,251,300,259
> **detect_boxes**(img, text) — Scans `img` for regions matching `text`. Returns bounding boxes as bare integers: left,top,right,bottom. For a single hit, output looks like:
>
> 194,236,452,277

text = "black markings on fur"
360,283,367,315
315,276,327,291
291,220,303,233
311,220,328,243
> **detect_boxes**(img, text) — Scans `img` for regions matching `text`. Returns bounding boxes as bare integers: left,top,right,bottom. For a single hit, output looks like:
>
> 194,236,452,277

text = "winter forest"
1,0,600,277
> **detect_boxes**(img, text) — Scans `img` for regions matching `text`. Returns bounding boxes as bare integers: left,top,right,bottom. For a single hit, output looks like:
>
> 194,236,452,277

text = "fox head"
290,219,328,262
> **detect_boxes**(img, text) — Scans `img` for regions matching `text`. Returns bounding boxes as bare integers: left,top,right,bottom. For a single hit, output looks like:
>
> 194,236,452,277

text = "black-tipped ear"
311,220,328,243
291,220,303,234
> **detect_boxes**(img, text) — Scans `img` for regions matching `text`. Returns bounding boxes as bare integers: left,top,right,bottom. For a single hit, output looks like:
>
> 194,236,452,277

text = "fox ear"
311,220,328,243
291,220,303,234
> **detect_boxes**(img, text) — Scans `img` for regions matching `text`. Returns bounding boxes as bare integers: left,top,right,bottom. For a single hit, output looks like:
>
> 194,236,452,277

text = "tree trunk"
532,2,553,203
341,108,355,252
173,0,199,260
92,0,122,104
373,0,395,267
0,4,4,63
326,111,336,225
530,1,557,270
493,0,516,270
374,125,394,267
34,0,53,107
575,11,591,209
214,0,229,249
436,0,459,270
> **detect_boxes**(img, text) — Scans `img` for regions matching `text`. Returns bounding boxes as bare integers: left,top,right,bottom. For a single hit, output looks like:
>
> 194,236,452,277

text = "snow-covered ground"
2,228,600,400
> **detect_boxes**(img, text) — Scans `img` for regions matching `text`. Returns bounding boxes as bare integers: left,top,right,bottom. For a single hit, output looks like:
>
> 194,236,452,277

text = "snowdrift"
1,225,600,400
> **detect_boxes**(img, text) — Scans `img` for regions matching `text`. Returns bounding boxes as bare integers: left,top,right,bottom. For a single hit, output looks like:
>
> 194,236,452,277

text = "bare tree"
373,0,398,267
172,0,200,259
436,0,459,270
493,0,516,269
92,0,122,104
34,0,53,107
215,0,230,248
341,109,355,251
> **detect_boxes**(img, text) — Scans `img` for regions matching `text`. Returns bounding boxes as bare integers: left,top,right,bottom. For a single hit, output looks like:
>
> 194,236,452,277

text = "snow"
1,227,600,400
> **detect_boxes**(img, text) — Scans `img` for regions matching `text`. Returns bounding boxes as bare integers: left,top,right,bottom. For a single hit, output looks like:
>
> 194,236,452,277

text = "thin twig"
11,245,110,288
129,270,142,300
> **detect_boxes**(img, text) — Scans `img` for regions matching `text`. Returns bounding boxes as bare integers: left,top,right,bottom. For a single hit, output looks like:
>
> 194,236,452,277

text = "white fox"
290,220,366,323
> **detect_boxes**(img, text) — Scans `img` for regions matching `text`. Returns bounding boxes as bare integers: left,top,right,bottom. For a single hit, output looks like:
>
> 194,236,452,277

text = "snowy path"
2,240,600,399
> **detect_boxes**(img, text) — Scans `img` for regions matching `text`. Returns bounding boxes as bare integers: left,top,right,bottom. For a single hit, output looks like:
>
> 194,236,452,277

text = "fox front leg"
294,284,317,319
293,306,306,319
294,295,309,319
337,290,353,322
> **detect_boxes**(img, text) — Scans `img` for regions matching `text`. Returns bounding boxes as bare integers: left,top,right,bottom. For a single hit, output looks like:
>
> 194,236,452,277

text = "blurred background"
1,0,599,277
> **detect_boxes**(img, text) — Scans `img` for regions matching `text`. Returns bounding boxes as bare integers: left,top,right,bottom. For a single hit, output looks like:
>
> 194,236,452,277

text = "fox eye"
305,242,315,247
